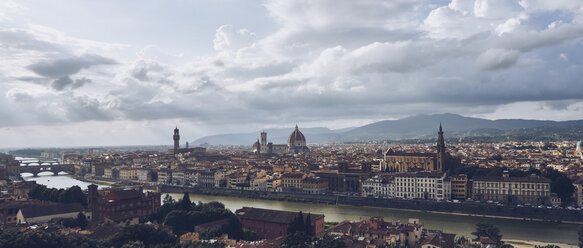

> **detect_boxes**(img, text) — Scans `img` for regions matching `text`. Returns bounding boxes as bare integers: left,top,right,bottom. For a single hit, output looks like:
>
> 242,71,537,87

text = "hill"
192,114,583,145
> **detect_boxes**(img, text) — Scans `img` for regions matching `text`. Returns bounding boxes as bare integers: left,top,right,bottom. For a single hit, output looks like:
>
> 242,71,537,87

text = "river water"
22,174,579,245
21,172,109,189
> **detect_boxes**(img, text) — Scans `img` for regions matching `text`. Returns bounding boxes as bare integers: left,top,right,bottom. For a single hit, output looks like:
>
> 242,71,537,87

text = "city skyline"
1,0,583,147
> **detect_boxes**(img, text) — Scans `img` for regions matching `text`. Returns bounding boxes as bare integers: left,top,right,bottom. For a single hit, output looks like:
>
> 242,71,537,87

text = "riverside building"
471,172,551,204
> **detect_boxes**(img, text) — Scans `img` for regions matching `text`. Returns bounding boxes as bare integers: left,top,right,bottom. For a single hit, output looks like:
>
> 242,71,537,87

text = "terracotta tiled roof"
288,125,306,144
235,207,323,225
106,189,143,200
20,203,84,218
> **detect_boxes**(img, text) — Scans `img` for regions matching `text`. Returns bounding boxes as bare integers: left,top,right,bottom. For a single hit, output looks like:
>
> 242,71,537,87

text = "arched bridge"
20,164,75,177
19,160,60,166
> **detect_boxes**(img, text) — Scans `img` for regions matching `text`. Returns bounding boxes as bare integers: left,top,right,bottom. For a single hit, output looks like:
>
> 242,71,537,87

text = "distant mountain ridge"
192,114,583,145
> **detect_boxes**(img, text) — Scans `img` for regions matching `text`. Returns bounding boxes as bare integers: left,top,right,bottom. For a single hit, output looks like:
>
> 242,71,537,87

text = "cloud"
50,76,91,91
26,54,116,78
131,60,164,82
0,29,64,52
2,0,583,147
476,48,521,70
213,25,257,51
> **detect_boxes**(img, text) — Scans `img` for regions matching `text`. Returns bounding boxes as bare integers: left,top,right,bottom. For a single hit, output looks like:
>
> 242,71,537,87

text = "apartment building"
472,173,551,204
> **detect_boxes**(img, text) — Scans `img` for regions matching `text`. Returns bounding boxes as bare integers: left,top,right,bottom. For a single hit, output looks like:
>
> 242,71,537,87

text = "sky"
1,0,583,148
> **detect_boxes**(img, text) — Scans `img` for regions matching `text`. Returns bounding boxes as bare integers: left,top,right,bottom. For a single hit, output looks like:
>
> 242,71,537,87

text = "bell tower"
173,126,180,152
436,124,446,172
260,131,267,153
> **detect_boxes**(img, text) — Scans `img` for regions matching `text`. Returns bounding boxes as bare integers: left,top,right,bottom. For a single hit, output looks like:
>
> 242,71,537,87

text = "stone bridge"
19,160,60,166
19,164,75,177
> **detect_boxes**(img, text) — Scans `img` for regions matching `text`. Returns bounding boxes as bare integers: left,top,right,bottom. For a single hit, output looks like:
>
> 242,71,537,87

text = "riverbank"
167,192,580,246
70,174,120,187
23,174,578,245
160,185,583,224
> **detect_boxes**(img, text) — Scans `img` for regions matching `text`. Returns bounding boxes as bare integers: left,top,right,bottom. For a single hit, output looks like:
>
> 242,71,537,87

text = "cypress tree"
297,211,305,232
305,213,313,236
180,192,192,210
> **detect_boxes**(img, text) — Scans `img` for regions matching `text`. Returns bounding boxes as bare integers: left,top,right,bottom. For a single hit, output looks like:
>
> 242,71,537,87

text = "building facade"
301,177,329,194
394,171,448,200
282,172,305,192
361,175,395,198
472,174,551,204
380,125,458,174
88,185,161,222
451,174,468,200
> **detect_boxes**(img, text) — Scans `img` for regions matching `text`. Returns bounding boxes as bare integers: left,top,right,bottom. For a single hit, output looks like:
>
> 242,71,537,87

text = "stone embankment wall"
160,185,583,223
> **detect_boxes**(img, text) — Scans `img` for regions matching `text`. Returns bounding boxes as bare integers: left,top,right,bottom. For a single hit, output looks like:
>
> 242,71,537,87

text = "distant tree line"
28,184,87,207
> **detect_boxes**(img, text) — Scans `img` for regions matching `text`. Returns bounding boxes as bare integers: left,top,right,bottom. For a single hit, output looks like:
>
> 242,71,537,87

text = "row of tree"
286,211,313,236
28,184,87,206
0,224,225,248
61,212,89,230
282,211,345,248
150,193,258,240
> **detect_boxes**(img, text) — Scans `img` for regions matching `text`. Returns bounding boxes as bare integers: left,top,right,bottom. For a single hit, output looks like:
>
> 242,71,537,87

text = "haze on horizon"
1,0,583,148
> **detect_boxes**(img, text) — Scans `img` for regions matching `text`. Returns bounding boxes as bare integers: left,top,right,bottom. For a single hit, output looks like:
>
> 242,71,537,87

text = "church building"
252,125,309,155
381,124,458,174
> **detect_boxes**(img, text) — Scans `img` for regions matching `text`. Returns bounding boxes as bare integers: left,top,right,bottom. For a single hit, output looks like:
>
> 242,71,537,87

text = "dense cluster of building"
0,181,160,230
328,216,457,248
1,125,581,220
0,124,581,247
3,125,574,208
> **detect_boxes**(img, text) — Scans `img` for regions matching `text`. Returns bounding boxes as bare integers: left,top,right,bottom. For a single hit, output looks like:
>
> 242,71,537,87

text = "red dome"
288,125,306,145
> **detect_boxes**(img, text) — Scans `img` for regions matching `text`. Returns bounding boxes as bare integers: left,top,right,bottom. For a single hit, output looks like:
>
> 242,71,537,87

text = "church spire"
437,123,445,152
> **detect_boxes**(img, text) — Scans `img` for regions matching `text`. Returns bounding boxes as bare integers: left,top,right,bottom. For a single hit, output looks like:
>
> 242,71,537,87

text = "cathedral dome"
288,125,306,146
252,139,261,153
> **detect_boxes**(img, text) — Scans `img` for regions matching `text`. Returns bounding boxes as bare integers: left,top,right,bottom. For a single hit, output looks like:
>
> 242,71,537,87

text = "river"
23,174,579,245
21,172,110,189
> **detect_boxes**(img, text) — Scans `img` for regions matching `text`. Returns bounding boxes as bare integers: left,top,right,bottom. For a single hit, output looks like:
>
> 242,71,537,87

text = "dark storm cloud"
26,54,116,78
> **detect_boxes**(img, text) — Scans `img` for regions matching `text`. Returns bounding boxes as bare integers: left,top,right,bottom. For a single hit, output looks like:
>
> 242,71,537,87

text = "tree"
77,212,88,230
109,224,178,248
28,184,87,206
314,234,345,248
121,241,145,248
180,192,193,211
305,214,313,236
281,231,313,248
471,223,502,241
0,228,101,248
287,212,307,235
163,194,175,205
297,211,304,230
543,168,575,202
